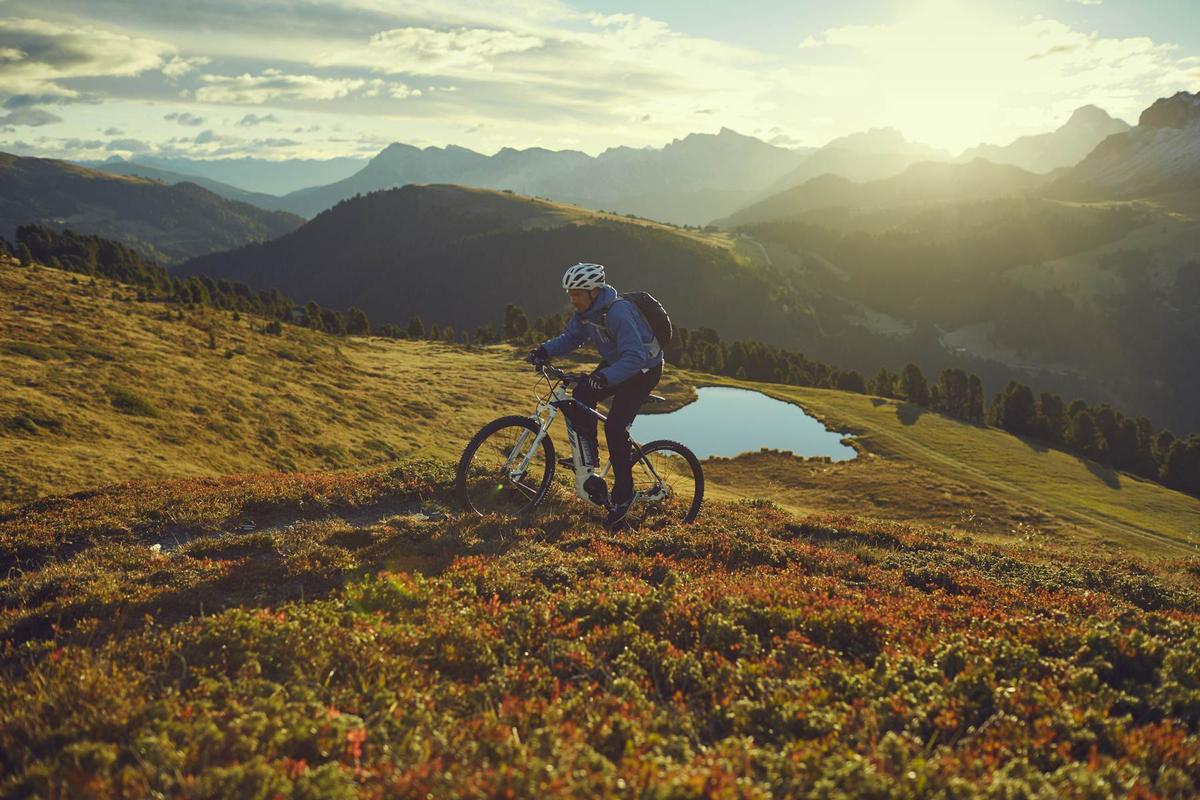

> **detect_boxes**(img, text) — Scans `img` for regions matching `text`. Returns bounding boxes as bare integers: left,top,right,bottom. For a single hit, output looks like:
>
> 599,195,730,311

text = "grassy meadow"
3,257,1199,560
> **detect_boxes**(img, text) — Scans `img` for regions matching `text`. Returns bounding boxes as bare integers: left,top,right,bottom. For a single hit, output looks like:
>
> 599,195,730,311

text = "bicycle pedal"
583,475,609,506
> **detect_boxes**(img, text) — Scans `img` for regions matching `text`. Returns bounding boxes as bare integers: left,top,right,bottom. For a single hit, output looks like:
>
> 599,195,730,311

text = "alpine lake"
630,386,857,461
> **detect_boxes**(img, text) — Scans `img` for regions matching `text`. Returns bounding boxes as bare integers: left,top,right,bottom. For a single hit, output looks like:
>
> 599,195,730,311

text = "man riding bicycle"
528,262,664,529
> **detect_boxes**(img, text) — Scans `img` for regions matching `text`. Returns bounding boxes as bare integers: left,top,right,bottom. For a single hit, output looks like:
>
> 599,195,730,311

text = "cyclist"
528,262,664,529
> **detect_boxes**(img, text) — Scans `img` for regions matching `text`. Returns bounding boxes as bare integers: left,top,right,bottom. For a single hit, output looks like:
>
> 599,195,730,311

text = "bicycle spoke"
630,442,702,525
458,419,554,517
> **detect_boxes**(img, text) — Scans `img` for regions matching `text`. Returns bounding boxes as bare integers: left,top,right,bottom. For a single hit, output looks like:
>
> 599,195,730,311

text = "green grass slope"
2,461,1199,797
4,257,1200,560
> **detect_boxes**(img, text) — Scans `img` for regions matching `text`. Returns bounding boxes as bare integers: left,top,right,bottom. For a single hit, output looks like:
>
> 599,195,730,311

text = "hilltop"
0,153,302,263
178,184,808,348
716,159,1052,228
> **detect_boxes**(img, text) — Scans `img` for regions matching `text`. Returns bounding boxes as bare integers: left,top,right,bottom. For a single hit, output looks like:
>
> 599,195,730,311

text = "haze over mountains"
80,105,1134,229
275,128,814,224
959,105,1131,175
0,154,302,263
715,158,1054,228
83,155,369,197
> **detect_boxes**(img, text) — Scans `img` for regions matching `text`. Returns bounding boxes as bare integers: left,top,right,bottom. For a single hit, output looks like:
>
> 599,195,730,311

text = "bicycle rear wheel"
630,439,703,526
457,416,556,517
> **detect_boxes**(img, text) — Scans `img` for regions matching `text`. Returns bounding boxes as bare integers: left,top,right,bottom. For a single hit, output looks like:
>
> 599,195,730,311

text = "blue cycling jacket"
540,285,665,386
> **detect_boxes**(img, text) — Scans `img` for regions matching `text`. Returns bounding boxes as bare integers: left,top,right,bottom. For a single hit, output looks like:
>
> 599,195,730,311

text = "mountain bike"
456,359,703,525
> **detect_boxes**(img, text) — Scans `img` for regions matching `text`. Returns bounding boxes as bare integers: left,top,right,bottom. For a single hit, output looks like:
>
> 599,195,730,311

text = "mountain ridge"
0,153,303,263
958,105,1131,174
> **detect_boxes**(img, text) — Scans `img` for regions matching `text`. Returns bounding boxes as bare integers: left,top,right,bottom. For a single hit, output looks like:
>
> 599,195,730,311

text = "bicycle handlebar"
529,357,587,384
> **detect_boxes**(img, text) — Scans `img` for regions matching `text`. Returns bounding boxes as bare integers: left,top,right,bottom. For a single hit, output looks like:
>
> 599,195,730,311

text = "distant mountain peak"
1138,91,1200,130
821,127,941,156
1065,105,1120,127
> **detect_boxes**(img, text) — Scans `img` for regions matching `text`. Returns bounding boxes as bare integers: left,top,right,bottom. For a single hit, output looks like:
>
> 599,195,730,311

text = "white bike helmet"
562,262,606,290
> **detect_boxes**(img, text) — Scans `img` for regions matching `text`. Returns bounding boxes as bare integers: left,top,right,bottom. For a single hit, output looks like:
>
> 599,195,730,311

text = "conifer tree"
967,375,984,422
346,307,370,335
503,304,530,340
870,368,896,398
407,315,425,339
898,363,929,406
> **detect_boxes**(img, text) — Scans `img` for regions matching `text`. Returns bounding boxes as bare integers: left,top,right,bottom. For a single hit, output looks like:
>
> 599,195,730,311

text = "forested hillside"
180,185,808,348
0,153,302,263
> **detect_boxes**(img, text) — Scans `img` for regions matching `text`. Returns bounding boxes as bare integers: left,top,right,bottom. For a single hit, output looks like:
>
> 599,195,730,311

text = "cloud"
361,79,421,99
317,26,543,75
61,137,104,149
0,106,60,125
194,69,366,104
103,127,123,135
106,137,151,152
251,137,299,147
164,111,206,126
238,112,280,126
0,17,174,97
768,132,803,147
4,91,98,108
162,55,209,80
193,129,224,144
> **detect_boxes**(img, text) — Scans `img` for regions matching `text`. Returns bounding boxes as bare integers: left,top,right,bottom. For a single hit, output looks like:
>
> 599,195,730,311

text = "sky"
0,0,1197,162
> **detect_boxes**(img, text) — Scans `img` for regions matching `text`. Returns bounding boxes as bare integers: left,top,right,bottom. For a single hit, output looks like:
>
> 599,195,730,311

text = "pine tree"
502,304,530,340
870,368,896,398
17,243,33,267
407,315,425,339
967,375,984,422
991,382,1036,436
898,363,929,406
937,368,969,418
346,307,370,335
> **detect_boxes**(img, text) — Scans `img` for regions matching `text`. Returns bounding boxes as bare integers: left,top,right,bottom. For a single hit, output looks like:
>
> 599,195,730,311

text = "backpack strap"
600,293,662,359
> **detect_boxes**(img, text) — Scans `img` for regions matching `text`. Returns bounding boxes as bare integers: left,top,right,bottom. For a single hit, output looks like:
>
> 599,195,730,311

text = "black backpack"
602,291,673,349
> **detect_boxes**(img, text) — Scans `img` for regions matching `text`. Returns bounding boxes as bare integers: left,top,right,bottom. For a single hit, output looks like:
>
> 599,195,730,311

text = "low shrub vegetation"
2,460,1199,798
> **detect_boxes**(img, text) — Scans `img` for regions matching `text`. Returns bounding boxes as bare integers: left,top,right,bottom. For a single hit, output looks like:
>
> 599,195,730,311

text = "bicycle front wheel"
456,415,556,517
630,439,703,526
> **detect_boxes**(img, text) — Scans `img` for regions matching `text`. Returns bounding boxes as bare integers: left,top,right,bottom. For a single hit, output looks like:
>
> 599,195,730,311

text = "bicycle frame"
506,371,670,508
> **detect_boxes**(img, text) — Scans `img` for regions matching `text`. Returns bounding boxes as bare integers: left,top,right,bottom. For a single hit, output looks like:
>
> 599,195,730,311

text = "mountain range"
274,128,814,225
81,106,1134,228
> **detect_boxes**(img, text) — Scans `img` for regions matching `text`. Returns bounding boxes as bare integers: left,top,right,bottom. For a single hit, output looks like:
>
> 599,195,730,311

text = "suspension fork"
507,403,559,477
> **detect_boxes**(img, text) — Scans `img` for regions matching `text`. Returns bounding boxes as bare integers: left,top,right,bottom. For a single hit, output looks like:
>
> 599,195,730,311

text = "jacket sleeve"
540,314,588,357
597,300,648,385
